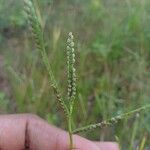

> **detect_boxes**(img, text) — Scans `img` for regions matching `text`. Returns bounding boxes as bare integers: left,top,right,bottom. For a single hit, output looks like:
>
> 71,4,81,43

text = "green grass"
0,0,150,149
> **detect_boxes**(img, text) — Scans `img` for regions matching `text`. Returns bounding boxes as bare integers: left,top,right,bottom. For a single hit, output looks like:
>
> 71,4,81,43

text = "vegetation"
0,0,150,149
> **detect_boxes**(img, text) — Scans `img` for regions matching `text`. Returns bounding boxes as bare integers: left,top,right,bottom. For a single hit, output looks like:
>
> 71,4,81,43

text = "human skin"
0,114,119,150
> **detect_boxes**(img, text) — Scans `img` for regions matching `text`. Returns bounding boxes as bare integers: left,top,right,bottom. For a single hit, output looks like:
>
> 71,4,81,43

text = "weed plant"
24,0,150,149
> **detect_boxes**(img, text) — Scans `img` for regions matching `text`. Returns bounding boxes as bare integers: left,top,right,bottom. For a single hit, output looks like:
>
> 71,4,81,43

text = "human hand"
0,114,119,150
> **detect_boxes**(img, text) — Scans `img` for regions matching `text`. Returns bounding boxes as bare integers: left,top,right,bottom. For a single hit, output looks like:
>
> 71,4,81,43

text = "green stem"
68,103,74,150
68,113,73,150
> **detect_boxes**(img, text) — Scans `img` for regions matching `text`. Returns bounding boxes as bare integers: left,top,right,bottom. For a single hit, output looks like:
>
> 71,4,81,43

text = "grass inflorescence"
24,0,150,149
24,0,69,118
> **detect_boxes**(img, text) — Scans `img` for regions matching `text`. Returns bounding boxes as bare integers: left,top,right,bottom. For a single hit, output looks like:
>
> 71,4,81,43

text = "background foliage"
0,0,150,149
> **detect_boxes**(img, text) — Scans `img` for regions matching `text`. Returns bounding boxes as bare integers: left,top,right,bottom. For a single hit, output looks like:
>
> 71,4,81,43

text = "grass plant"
23,0,150,149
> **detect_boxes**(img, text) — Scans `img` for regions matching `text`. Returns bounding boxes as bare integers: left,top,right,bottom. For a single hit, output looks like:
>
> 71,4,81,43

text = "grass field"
0,0,150,149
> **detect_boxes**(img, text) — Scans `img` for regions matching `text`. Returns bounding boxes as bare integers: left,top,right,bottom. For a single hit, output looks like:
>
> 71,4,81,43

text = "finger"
0,114,100,150
25,115,100,150
0,114,63,150
95,142,119,150
0,114,119,150
0,114,27,150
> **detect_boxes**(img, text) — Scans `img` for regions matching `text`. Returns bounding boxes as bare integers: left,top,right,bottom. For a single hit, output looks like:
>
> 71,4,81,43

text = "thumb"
56,133,100,150
73,135,101,150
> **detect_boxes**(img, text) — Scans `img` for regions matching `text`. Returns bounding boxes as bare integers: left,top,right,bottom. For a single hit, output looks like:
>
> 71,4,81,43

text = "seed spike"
66,32,76,102
24,0,69,118
73,104,150,134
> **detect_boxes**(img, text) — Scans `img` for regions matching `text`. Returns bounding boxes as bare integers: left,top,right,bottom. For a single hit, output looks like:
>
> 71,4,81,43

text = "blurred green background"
0,0,150,149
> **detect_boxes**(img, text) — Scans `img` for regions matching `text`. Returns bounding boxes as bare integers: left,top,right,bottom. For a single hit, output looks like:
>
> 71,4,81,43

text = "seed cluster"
67,32,76,101
24,0,42,51
73,115,123,134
